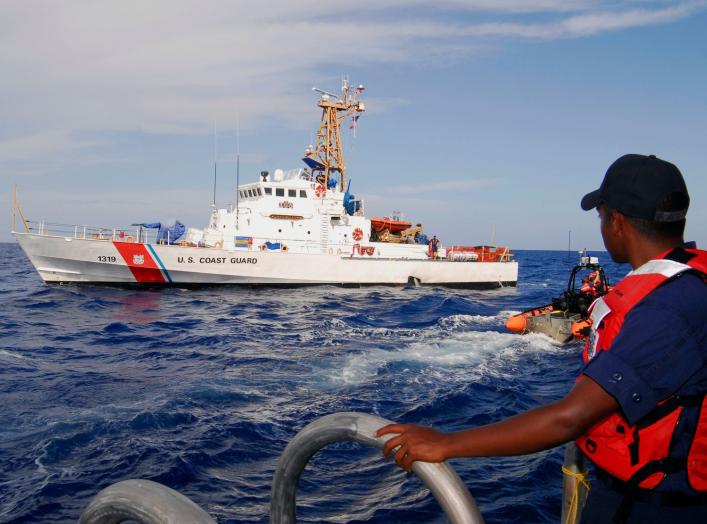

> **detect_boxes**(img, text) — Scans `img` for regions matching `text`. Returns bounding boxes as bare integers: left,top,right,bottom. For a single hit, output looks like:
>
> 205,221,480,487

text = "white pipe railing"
23,220,165,244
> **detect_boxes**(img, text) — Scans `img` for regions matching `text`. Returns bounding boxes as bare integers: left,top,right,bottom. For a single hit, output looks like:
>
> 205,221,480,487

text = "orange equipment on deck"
447,246,512,262
370,217,411,234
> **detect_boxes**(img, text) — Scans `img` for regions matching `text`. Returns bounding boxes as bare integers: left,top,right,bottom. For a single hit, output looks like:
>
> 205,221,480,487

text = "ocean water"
0,243,629,523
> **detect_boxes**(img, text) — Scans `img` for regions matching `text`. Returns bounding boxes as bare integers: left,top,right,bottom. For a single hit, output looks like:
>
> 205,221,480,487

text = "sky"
1,0,706,250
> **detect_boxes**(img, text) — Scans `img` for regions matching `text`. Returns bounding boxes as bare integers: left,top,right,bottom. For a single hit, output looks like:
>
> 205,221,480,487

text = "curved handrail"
270,412,485,524
78,479,216,524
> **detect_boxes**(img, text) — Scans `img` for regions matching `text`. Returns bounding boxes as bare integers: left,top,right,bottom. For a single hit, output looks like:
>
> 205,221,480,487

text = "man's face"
598,205,628,263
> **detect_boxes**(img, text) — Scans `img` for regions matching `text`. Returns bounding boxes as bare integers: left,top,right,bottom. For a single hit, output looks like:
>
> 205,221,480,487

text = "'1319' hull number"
98,256,117,263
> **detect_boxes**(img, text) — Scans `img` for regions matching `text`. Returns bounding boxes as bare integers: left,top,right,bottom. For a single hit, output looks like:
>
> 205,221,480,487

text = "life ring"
315,183,326,198
125,236,134,243
352,227,364,241
214,241,223,249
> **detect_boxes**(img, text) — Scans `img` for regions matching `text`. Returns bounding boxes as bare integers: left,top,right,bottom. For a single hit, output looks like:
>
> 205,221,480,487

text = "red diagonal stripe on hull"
113,242,166,283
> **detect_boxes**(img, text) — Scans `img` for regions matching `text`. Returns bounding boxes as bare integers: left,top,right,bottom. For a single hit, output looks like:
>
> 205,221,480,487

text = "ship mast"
302,78,365,192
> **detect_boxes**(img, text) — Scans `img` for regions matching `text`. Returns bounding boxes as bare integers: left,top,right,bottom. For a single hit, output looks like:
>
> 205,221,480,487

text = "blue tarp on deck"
132,220,186,244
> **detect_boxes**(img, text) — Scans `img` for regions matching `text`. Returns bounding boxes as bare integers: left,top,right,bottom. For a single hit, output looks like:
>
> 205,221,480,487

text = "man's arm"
376,375,618,471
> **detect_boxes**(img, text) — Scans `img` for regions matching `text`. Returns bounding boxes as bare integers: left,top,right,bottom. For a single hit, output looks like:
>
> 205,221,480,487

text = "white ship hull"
15,233,518,288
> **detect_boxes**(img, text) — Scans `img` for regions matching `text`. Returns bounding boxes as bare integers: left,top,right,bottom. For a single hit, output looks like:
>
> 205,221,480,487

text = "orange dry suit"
576,247,707,491
580,271,602,296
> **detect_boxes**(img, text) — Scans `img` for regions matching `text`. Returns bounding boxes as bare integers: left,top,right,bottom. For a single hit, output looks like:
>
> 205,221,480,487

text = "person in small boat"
377,154,707,523
580,271,602,296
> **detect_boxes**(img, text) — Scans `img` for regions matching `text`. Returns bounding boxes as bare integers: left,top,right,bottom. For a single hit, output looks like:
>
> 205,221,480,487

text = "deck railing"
19,220,346,253
23,220,163,244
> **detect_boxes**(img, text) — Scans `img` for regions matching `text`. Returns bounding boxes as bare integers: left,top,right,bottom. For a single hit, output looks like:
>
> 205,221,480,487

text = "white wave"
0,349,28,360
438,310,520,329
303,311,521,348
323,328,565,388
34,454,48,475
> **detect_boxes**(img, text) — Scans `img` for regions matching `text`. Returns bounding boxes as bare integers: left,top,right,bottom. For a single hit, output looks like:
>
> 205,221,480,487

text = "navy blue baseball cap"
581,154,689,222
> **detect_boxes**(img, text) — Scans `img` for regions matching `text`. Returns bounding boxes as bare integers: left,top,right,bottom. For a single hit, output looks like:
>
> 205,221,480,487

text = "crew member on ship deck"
429,235,439,258
377,154,707,523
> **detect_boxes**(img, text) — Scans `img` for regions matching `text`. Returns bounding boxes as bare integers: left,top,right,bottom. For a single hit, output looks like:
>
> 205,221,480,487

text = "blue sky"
2,0,706,250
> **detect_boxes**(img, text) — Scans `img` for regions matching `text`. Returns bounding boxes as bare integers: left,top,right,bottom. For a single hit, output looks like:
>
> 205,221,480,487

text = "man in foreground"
377,154,707,522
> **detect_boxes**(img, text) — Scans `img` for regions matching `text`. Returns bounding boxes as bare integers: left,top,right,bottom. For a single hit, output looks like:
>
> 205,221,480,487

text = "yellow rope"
562,466,590,524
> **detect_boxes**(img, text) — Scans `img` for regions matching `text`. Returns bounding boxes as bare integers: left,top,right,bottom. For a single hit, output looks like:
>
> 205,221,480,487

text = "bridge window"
257,188,262,196
264,187,272,195
288,189,296,197
299,190,307,198
276,188,284,197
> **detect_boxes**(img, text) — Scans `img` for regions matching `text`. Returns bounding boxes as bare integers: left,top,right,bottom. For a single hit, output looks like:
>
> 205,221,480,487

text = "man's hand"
372,376,618,472
376,424,451,471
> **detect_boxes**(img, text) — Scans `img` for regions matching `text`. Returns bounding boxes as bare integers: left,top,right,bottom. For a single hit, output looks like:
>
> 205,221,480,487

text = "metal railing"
271,412,485,524
22,220,163,244
77,412,586,523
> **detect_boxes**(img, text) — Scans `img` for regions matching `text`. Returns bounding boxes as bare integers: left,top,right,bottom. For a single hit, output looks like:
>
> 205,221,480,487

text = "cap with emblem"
581,154,689,222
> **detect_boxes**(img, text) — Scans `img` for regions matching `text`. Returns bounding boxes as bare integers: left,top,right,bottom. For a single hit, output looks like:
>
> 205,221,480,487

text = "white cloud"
0,132,72,162
0,131,106,162
0,0,703,167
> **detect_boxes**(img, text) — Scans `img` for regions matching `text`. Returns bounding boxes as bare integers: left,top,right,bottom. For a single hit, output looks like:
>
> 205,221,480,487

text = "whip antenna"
212,121,218,208
236,115,240,230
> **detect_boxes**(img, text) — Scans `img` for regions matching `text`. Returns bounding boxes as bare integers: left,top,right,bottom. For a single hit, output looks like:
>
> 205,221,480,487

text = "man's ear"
611,210,630,239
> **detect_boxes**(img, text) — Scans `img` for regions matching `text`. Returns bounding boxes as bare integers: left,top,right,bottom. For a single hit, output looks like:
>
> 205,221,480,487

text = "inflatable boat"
506,252,610,343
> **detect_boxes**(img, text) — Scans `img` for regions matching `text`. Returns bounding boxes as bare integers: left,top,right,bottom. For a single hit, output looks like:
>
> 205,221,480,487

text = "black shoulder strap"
659,248,706,285
663,247,696,265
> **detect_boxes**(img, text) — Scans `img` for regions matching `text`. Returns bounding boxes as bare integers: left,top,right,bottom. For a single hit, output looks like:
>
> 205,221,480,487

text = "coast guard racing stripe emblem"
113,242,168,283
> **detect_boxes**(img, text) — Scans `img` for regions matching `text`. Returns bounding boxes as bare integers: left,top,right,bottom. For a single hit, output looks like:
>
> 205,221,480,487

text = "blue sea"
0,243,629,523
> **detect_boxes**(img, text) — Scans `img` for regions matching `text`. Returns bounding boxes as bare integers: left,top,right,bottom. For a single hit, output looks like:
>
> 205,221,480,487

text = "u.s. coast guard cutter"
12,81,518,287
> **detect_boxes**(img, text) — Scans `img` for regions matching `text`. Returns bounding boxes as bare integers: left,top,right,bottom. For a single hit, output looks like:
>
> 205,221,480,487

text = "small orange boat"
370,217,411,234
506,252,610,343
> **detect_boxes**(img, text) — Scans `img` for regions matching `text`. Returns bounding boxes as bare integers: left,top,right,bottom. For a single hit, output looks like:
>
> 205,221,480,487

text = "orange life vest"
576,247,707,491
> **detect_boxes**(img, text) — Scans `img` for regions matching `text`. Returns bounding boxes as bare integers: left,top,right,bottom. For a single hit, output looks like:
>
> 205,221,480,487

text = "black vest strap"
661,247,706,284
626,393,704,467
635,393,705,430
595,465,707,524
626,458,682,489
663,247,696,264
